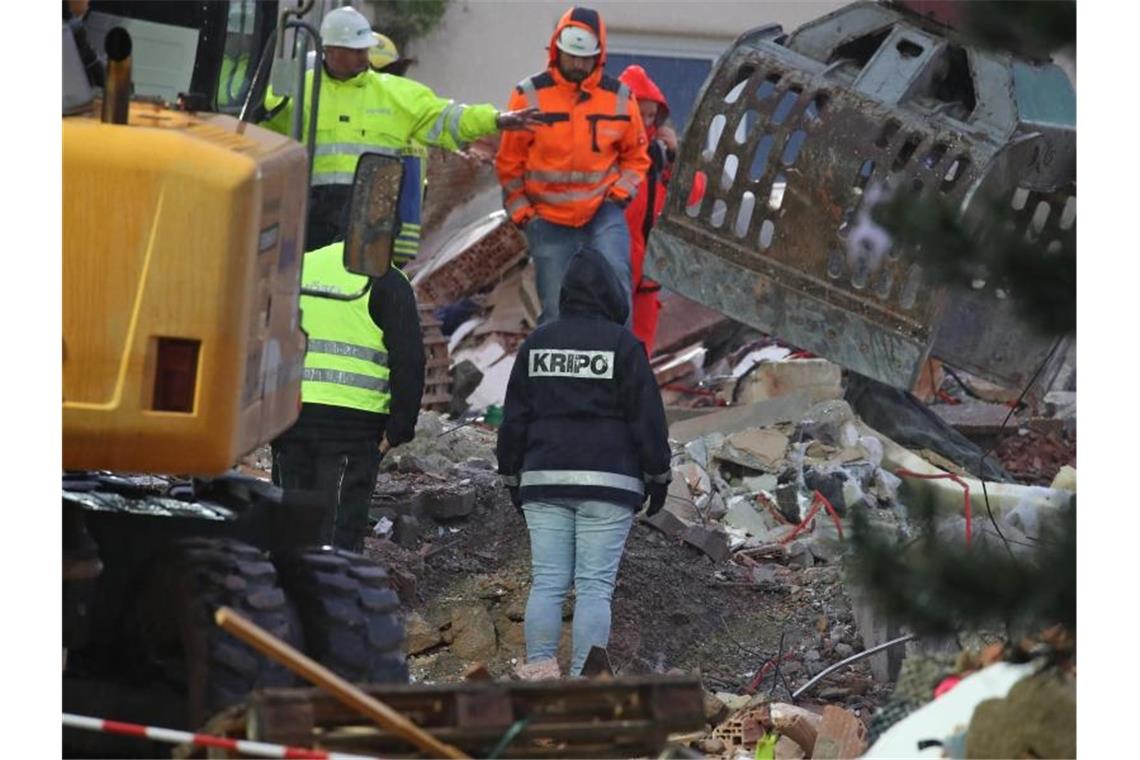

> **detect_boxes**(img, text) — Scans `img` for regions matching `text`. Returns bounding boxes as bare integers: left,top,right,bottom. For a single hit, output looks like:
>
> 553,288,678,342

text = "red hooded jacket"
495,7,650,228
619,65,670,299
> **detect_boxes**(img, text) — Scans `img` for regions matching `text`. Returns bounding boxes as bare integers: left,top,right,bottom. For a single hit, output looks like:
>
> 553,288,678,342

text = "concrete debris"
797,399,859,448
643,507,689,540
735,358,843,405
716,428,790,472
681,523,732,562
670,392,817,443
420,490,476,521
741,473,779,493
723,496,780,537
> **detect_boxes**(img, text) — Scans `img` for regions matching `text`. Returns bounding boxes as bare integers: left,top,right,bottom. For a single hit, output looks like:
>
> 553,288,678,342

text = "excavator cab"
63,4,410,748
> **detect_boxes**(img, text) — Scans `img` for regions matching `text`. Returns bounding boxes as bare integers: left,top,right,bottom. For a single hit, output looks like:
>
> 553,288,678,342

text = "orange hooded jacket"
495,7,651,228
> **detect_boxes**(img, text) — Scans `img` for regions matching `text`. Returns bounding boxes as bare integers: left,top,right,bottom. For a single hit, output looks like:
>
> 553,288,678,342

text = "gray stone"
834,642,854,658
805,649,821,663
797,399,857,446
421,489,476,520
807,537,844,564
751,564,780,585
681,524,731,563
664,478,700,523
644,508,688,539
742,473,779,493
705,491,728,520
775,483,803,524
724,496,779,536
406,611,442,655
397,453,430,474
450,604,497,660
785,540,814,569
393,515,422,549
463,456,495,470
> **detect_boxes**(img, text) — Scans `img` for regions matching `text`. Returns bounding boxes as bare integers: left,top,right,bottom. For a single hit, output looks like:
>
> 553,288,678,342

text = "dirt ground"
364,483,893,720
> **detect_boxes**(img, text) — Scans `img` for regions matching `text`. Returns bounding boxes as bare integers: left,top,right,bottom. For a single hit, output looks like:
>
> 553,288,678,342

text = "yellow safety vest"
299,243,391,414
262,67,498,190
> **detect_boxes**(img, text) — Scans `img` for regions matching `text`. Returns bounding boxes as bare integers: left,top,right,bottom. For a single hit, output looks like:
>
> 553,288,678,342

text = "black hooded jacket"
496,248,671,509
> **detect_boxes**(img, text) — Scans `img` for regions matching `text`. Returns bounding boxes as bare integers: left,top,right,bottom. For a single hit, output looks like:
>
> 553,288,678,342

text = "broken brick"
811,705,867,759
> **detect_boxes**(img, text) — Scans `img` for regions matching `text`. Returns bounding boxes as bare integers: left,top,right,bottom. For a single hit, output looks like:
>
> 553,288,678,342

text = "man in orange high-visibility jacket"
496,6,651,325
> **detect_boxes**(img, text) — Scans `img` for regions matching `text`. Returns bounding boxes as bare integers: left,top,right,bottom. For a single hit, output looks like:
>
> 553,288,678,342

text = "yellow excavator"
63,2,408,753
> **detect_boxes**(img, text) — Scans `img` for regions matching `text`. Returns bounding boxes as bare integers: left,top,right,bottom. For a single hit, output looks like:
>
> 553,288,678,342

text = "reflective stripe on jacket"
300,243,391,413
495,248,671,510
495,7,651,228
263,68,498,188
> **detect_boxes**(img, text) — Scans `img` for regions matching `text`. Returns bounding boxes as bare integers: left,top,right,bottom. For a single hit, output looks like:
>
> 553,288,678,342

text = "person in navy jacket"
497,246,671,678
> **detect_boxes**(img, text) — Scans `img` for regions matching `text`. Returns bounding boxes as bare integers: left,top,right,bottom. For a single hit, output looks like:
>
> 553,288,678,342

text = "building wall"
403,1,846,109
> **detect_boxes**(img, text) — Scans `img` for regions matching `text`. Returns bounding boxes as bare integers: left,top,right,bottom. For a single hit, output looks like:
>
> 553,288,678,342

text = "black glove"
644,482,668,517
508,486,523,514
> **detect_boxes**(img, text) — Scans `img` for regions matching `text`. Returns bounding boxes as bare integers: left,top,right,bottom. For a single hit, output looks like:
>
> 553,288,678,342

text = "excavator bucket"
645,1,1074,391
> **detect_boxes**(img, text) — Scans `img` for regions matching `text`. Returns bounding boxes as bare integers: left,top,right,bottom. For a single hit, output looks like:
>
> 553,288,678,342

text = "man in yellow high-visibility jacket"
270,240,425,552
262,6,540,251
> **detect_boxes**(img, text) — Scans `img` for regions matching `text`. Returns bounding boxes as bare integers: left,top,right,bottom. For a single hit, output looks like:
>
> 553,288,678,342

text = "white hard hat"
321,7,376,49
555,25,600,57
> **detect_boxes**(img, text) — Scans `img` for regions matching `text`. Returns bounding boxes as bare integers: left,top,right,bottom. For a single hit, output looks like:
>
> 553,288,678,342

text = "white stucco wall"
402,0,847,108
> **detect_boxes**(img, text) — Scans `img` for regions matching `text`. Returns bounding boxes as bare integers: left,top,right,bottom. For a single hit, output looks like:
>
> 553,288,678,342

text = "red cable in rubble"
778,491,844,545
895,468,972,546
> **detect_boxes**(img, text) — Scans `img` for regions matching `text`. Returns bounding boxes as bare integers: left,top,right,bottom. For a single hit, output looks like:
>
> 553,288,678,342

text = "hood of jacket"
547,7,607,89
618,64,669,125
559,246,629,325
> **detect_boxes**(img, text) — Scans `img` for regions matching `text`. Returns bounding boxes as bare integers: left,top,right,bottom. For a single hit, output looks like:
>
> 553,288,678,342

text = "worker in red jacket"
617,65,676,356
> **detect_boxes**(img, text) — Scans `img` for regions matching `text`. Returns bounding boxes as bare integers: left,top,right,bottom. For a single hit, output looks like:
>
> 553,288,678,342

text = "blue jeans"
524,201,632,325
522,499,634,677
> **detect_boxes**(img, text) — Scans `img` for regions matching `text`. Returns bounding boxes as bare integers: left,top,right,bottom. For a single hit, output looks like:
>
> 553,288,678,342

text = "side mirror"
343,152,404,278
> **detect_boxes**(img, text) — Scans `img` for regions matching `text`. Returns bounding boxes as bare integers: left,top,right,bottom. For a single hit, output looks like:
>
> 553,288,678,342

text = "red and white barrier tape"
63,713,378,759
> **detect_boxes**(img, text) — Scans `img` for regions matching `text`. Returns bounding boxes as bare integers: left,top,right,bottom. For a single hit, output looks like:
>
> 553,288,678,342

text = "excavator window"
82,1,277,113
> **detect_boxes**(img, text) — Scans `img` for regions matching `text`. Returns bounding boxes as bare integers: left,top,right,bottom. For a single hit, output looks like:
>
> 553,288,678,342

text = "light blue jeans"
524,201,632,325
522,499,634,677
